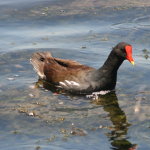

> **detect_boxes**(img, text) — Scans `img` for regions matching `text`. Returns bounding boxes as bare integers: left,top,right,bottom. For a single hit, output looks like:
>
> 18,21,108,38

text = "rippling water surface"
0,0,150,150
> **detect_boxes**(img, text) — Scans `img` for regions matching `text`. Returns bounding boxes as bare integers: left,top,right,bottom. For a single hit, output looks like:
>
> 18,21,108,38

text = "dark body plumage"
30,42,134,94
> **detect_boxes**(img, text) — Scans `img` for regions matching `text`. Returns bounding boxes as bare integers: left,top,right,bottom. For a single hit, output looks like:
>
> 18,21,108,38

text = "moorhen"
30,42,134,94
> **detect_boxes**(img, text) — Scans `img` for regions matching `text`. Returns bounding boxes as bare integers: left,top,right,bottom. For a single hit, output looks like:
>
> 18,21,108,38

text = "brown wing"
44,57,94,83
30,51,94,84
54,58,83,67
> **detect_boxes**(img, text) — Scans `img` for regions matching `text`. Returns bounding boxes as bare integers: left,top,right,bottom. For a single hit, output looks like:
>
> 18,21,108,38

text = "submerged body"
30,42,134,94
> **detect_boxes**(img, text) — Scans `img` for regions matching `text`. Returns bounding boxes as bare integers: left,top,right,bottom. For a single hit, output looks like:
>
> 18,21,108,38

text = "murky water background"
0,0,150,150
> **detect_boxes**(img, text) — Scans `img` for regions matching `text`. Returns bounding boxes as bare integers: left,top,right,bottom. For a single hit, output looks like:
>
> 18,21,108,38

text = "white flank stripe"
70,81,80,86
59,82,67,86
65,80,72,85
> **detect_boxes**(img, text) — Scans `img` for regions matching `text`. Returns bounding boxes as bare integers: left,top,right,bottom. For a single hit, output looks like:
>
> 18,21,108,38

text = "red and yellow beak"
125,45,134,65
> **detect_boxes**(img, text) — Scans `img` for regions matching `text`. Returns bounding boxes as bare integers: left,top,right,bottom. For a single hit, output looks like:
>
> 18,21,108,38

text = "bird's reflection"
34,79,137,150
34,79,61,93
92,93,137,150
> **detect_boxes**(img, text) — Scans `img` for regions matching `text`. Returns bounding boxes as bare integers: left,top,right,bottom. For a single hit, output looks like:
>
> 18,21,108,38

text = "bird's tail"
30,52,52,79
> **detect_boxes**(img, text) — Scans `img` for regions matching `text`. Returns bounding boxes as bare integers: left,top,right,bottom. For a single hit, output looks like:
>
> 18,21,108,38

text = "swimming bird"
30,42,134,94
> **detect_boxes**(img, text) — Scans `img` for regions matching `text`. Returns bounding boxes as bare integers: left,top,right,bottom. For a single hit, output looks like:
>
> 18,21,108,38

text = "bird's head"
114,42,134,65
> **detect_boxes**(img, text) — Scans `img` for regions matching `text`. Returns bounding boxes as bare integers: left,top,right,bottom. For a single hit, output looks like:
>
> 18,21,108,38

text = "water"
0,0,150,150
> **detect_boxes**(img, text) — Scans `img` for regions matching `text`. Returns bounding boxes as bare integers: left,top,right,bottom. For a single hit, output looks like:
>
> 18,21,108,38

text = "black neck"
101,50,124,73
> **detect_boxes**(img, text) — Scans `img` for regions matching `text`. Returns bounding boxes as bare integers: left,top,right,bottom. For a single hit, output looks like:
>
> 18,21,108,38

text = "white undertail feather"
30,52,53,79
30,58,46,79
